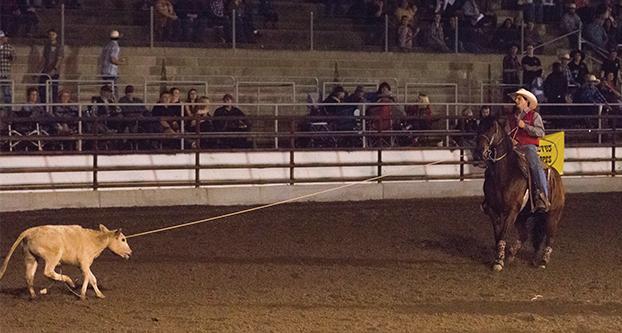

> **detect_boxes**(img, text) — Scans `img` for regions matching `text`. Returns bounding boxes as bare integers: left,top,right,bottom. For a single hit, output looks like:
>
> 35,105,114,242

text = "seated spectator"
398,15,418,51
584,17,608,50
561,3,582,49
600,49,620,85
154,0,180,41
152,90,180,149
395,0,416,26
599,71,621,102
559,52,575,87
184,88,200,120
228,0,259,43
453,107,478,147
366,0,386,44
502,45,521,100
573,74,607,127
425,13,450,52
603,18,619,51
87,85,122,136
188,96,214,148
523,21,543,49
118,85,148,144
568,50,589,86
176,0,201,42
258,0,278,28
493,18,519,52
52,89,78,150
403,93,434,146
213,94,251,148
322,85,346,119
367,82,403,146
18,87,47,127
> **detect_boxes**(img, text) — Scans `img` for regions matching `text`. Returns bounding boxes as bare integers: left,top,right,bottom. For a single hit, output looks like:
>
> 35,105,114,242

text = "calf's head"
100,224,133,259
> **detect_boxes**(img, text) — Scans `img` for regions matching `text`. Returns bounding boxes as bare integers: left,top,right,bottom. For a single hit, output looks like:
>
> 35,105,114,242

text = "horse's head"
476,117,506,162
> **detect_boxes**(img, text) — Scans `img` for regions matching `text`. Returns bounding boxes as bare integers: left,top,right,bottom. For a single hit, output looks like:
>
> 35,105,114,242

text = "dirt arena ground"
1,192,621,332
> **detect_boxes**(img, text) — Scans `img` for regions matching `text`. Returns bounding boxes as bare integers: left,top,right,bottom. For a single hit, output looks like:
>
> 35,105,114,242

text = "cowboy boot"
535,190,550,213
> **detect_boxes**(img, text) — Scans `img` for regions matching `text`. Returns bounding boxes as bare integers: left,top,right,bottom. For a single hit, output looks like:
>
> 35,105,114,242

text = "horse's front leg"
491,209,520,272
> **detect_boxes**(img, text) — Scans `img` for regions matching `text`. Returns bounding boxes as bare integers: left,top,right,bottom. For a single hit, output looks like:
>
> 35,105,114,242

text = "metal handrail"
532,28,581,52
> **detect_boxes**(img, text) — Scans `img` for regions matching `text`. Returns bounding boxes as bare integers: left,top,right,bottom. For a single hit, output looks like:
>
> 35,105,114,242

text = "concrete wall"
1,177,620,212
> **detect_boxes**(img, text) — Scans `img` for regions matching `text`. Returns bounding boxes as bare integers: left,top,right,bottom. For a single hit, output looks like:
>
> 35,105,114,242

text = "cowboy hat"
586,74,600,84
110,30,121,39
559,53,571,60
510,88,538,109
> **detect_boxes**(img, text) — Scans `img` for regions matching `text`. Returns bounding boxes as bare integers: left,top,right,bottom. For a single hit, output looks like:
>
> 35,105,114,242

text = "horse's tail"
0,229,31,281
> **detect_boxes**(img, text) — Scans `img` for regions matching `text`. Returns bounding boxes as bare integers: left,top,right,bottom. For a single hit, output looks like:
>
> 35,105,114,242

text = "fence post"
520,22,524,54
384,14,389,53
78,103,82,151
274,105,279,148
578,23,582,51
362,104,367,148
454,19,459,54
310,11,314,51
232,9,236,50
61,4,65,49
150,6,154,48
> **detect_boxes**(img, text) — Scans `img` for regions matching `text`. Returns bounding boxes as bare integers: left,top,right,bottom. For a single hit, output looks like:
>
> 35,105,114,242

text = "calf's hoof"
492,263,504,272
95,293,106,299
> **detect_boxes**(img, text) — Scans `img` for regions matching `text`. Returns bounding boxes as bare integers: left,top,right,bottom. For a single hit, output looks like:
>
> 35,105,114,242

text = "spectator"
398,15,418,50
561,3,582,49
521,44,542,87
453,107,478,147
100,30,126,90
444,16,460,52
118,85,148,141
258,0,278,28
559,52,575,87
207,0,229,44
603,18,619,50
10,1,40,38
53,89,78,149
152,90,180,149
368,82,399,146
184,88,200,121
600,49,620,85
543,62,569,128
87,85,122,142
502,45,521,100
568,49,589,86
39,29,63,104
573,74,606,127
322,85,346,119
188,96,214,148
403,93,434,146
228,0,259,44
342,85,367,146
524,21,543,49
213,94,251,148
425,13,450,52
155,0,179,41
584,17,608,50
366,0,385,44
0,30,16,111
478,105,493,126
176,0,201,42
12,87,47,150
395,0,416,26
461,15,489,53
493,18,520,52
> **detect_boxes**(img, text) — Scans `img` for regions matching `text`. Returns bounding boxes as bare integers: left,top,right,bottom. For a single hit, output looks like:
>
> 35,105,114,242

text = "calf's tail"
0,230,30,281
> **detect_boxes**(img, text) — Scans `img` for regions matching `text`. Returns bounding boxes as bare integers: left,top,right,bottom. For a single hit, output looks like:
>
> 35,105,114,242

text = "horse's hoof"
492,263,504,272
39,288,48,295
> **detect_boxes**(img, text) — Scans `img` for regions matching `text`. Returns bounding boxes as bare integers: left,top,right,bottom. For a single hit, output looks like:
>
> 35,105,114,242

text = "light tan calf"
0,224,132,299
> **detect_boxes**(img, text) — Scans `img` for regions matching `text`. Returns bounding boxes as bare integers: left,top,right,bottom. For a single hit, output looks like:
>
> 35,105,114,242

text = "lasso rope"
126,158,457,239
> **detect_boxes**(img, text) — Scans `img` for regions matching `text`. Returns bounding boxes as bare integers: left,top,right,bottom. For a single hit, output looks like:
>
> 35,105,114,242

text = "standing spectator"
426,13,450,52
39,29,63,104
213,94,251,148
543,62,569,127
0,30,16,111
395,0,416,25
154,0,179,41
568,49,589,86
258,0,278,28
561,3,582,49
600,49,620,84
100,30,126,91
603,18,619,50
228,0,259,44
502,45,521,100
398,15,417,50
493,18,520,52
176,0,200,42
208,0,229,43
521,44,542,87
584,17,608,50
559,53,575,87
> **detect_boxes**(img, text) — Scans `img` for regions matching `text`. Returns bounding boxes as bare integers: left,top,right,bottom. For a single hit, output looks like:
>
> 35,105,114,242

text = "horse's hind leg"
23,250,38,299
537,210,562,268
508,211,530,264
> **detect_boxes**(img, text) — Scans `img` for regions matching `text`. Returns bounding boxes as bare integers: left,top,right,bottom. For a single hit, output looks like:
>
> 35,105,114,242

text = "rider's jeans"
521,144,548,197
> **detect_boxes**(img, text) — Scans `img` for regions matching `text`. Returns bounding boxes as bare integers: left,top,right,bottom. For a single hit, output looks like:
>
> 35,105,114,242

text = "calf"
0,224,132,299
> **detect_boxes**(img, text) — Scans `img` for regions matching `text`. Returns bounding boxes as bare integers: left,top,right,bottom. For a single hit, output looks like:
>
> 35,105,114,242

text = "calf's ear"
99,224,110,232
114,228,122,236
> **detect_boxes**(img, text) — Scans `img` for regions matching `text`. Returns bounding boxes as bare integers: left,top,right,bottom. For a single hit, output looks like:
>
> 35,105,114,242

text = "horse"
476,117,565,272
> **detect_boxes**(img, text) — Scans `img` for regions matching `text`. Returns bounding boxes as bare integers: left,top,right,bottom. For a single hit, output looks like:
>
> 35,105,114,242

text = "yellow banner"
538,131,564,175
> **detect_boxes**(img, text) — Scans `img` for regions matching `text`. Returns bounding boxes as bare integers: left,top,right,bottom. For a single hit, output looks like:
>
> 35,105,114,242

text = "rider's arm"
525,113,545,138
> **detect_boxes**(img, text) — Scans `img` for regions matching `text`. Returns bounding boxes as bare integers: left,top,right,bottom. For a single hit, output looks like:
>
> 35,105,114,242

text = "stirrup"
535,192,550,213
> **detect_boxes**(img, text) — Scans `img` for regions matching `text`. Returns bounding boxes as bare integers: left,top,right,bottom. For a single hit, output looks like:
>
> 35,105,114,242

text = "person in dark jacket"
212,94,251,148
543,62,569,128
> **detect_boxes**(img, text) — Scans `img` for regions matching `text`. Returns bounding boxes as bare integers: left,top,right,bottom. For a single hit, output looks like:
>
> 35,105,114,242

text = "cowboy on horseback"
508,88,550,212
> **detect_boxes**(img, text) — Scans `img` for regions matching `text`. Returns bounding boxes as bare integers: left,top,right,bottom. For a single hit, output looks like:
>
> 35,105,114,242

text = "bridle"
479,123,510,163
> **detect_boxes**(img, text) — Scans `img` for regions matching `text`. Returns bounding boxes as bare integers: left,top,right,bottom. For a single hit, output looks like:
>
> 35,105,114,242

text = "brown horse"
476,118,565,272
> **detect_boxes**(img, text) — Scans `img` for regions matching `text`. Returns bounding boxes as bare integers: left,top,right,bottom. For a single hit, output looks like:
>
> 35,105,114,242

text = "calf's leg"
24,250,38,299
42,254,75,288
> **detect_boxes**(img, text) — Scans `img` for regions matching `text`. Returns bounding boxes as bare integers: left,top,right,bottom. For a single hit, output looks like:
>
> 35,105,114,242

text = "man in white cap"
560,3,582,49
508,88,549,212
0,30,16,108
99,30,126,94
